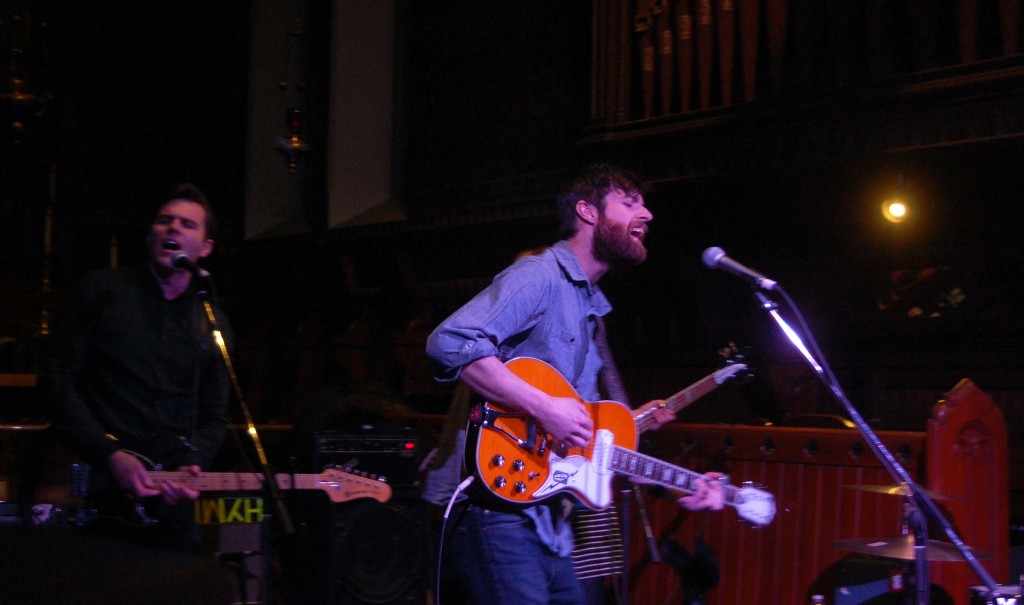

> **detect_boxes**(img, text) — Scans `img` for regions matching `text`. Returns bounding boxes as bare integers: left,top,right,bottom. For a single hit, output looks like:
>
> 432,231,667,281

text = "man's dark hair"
156,183,217,238
554,163,648,239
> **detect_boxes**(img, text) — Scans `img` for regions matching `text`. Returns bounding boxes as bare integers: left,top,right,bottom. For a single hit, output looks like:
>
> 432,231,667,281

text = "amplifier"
313,424,422,500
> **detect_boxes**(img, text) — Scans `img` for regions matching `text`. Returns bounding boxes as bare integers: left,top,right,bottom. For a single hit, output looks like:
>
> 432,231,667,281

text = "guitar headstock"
734,482,776,526
717,342,753,385
318,467,393,503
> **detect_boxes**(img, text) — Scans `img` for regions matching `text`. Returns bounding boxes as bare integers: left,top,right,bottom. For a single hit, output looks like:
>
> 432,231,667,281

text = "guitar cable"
435,475,475,605
443,475,475,521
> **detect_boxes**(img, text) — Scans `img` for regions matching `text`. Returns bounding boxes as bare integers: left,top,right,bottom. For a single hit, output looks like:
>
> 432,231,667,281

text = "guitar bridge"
480,403,538,451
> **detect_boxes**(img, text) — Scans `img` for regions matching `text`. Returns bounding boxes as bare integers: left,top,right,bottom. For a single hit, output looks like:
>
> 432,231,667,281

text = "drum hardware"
833,535,991,562
842,483,961,501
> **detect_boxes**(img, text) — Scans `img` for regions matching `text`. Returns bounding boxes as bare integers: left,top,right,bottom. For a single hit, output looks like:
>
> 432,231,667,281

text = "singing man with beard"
425,163,722,605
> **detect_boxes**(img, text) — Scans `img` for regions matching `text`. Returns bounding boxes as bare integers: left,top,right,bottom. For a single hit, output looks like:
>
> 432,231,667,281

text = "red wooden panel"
927,379,1009,605
626,424,923,604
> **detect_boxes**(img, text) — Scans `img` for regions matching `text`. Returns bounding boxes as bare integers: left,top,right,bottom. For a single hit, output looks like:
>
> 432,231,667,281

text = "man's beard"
594,215,648,265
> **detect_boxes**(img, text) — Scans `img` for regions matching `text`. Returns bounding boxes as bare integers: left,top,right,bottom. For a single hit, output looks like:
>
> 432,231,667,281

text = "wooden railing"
625,424,924,603
621,378,1009,604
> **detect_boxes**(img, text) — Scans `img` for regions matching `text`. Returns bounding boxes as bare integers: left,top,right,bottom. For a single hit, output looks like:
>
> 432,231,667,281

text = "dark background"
2,1,1023,476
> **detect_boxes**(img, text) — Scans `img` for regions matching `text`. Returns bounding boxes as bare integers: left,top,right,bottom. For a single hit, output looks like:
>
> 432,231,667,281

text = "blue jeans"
442,504,585,605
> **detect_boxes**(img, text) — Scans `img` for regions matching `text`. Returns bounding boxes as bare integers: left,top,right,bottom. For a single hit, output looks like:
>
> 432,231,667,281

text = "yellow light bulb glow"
882,199,908,223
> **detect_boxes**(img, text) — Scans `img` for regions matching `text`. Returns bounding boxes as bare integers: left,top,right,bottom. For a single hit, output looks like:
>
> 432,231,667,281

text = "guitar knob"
491,454,505,467
511,459,525,472
494,476,507,489
513,481,526,494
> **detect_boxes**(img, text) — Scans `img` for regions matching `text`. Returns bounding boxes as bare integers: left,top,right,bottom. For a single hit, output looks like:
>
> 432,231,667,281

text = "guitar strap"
594,315,629,406
425,383,473,472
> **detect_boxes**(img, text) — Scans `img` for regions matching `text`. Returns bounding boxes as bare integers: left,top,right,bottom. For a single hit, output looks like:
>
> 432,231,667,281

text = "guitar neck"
71,460,392,506
147,471,316,493
663,373,722,415
607,446,741,508
634,373,721,432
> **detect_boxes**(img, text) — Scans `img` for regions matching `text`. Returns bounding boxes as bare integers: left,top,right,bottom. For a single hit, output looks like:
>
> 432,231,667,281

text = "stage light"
881,170,909,224
882,198,908,223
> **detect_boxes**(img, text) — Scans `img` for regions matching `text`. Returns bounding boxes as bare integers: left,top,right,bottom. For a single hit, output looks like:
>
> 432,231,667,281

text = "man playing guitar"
425,164,725,605
50,184,231,551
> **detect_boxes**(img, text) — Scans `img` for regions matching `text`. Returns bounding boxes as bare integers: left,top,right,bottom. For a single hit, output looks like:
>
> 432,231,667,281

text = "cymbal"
842,484,961,501
833,535,991,562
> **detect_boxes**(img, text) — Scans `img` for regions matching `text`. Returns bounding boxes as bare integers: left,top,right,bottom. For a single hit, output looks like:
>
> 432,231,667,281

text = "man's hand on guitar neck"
633,399,676,430
106,450,201,505
676,472,726,512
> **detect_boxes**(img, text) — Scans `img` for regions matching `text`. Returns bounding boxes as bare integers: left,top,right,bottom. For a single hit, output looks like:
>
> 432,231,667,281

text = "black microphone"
170,251,210,279
701,246,777,290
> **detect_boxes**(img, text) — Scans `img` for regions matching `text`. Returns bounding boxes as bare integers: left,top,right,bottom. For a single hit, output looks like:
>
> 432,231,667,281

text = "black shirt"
50,265,230,469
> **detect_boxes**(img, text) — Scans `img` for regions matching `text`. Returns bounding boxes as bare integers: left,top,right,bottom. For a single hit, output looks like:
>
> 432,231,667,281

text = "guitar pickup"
480,404,538,451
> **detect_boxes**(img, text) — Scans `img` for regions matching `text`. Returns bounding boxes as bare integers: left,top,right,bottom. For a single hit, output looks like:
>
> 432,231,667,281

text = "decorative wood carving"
927,379,1009,605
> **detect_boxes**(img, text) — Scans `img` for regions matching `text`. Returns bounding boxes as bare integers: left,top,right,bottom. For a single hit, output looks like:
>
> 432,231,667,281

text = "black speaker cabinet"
282,493,428,605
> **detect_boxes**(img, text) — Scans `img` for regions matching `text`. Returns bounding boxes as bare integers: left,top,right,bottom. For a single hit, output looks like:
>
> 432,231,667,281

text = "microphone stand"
196,276,294,605
751,289,998,605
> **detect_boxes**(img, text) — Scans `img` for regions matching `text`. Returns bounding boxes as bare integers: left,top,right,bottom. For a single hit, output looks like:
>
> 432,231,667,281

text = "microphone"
170,251,210,279
701,246,777,290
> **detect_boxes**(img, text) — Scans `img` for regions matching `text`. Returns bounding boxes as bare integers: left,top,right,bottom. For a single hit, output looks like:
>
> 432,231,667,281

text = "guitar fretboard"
147,471,315,492
72,463,392,505
633,364,746,433
608,447,739,508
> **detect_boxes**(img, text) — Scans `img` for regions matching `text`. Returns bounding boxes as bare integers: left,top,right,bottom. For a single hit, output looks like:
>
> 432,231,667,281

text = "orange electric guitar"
466,357,775,526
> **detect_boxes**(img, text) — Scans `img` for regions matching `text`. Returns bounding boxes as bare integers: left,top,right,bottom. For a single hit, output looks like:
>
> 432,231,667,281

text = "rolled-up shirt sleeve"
425,258,549,382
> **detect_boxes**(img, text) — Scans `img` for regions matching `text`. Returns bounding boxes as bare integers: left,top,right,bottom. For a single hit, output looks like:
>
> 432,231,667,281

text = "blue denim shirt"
425,240,612,555
426,240,611,398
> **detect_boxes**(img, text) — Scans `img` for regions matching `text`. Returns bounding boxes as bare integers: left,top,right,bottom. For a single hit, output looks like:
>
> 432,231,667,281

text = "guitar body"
466,357,638,510
466,357,776,525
